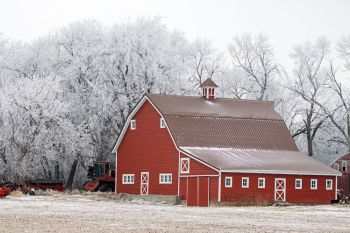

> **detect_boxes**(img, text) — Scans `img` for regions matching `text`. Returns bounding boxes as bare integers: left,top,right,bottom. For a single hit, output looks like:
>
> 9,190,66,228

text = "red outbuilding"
331,153,350,195
113,78,341,206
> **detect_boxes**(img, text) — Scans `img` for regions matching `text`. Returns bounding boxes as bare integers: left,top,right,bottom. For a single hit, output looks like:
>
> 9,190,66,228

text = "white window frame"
122,174,135,184
160,118,166,128
225,177,232,188
180,158,190,174
341,161,347,172
310,179,317,190
242,177,249,188
258,177,265,188
130,119,136,130
159,173,172,184
334,163,339,171
326,179,333,190
295,178,302,189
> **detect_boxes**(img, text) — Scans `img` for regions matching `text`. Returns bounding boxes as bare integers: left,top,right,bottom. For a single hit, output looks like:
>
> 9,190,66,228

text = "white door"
274,178,286,202
140,172,149,195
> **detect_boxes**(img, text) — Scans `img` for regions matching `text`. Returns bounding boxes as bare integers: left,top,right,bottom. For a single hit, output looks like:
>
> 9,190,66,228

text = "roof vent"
200,78,218,100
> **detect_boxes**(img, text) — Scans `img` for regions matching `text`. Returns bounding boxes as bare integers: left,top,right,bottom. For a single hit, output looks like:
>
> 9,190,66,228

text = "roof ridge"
146,93,275,104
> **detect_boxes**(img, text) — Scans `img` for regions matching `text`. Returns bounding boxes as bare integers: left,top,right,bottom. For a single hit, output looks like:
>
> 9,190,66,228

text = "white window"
326,179,333,190
341,161,347,172
180,158,190,174
295,179,302,189
130,119,136,130
225,177,232,188
310,179,317,190
334,163,339,171
258,177,265,188
122,174,134,184
160,118,166,128
159,173,172,184
242,177,249,188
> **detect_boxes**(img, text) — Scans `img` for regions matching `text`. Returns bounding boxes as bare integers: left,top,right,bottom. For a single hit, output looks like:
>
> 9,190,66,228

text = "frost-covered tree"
228,33,280,101
0,18,192,183
187,39,223,93
288,37,331,156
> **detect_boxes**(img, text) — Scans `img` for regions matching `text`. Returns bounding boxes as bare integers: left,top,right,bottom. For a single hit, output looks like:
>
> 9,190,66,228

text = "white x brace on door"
274,178,286,202
140,172,149,195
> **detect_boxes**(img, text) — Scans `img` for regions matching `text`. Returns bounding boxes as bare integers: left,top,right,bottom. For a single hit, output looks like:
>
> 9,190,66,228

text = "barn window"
180,158,190,174
160,118,166,128
122,174,134,184
258,177,265,188
326,179,333,190
130,120,136,130
295,179,302,189
242,177,249,188
159,173,172,184
310,179,317,190
225,177,232,188
341,161,347,172
334,163,339,171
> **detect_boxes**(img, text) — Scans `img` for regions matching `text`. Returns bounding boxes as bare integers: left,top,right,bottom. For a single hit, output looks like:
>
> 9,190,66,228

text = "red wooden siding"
180,178,187,200
187,177,197,206
179,153,218,176
198,177,209,206
220,173,336,204
209,177,219,201
184,177,210,206
117,100,179,195
180,176,218,203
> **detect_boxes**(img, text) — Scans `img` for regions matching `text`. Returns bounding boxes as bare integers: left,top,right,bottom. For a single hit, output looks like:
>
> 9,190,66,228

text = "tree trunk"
65,159,78,190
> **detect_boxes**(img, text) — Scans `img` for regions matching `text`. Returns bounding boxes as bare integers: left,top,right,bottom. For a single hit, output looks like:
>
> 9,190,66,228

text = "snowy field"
0,194,349,233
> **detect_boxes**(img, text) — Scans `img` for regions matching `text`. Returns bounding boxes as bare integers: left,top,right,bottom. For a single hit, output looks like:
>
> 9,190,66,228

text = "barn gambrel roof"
146,94,297,151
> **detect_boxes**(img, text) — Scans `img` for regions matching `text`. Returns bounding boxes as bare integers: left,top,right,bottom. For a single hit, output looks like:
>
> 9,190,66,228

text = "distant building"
112,78,341,206
331,153,350,195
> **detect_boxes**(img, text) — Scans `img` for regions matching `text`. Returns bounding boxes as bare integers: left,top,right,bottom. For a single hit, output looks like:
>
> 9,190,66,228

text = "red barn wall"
179,152,218,175
117,100,179,195
209,177,219,201
220,173,336,204
178,153,219,202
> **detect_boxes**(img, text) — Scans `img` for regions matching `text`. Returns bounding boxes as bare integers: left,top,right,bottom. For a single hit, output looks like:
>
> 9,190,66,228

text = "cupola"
200,78,218,100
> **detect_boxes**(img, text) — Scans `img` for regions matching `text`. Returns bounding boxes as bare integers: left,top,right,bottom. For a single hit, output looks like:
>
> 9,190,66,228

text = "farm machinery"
0,165,64,198
82,161,115,192
0,179,64,198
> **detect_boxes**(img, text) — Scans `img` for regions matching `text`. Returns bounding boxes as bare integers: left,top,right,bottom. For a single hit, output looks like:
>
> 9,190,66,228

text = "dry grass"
9,190,24,197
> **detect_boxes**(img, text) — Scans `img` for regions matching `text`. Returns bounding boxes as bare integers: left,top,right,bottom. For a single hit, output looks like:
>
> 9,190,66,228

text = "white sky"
0,0,350,69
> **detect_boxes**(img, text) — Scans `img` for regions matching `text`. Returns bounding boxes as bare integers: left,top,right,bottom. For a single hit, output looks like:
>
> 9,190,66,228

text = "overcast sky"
1,0,349,69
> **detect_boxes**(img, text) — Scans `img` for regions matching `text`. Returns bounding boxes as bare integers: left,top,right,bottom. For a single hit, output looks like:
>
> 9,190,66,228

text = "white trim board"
220,169,341,177
179,175,219,178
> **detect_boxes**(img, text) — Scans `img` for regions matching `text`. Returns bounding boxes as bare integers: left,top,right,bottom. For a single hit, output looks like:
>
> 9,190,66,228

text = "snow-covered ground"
0,194,349,233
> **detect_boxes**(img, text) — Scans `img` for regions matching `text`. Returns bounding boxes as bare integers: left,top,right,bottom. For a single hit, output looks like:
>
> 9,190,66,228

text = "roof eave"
220,169,342,176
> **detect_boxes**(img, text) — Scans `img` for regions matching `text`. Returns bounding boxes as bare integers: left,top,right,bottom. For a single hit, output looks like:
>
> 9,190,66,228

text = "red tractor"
82,161,115,192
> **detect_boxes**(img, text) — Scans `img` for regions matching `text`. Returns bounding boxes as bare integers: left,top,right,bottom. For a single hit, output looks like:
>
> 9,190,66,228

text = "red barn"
331,153,350,195
113,78,341,206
